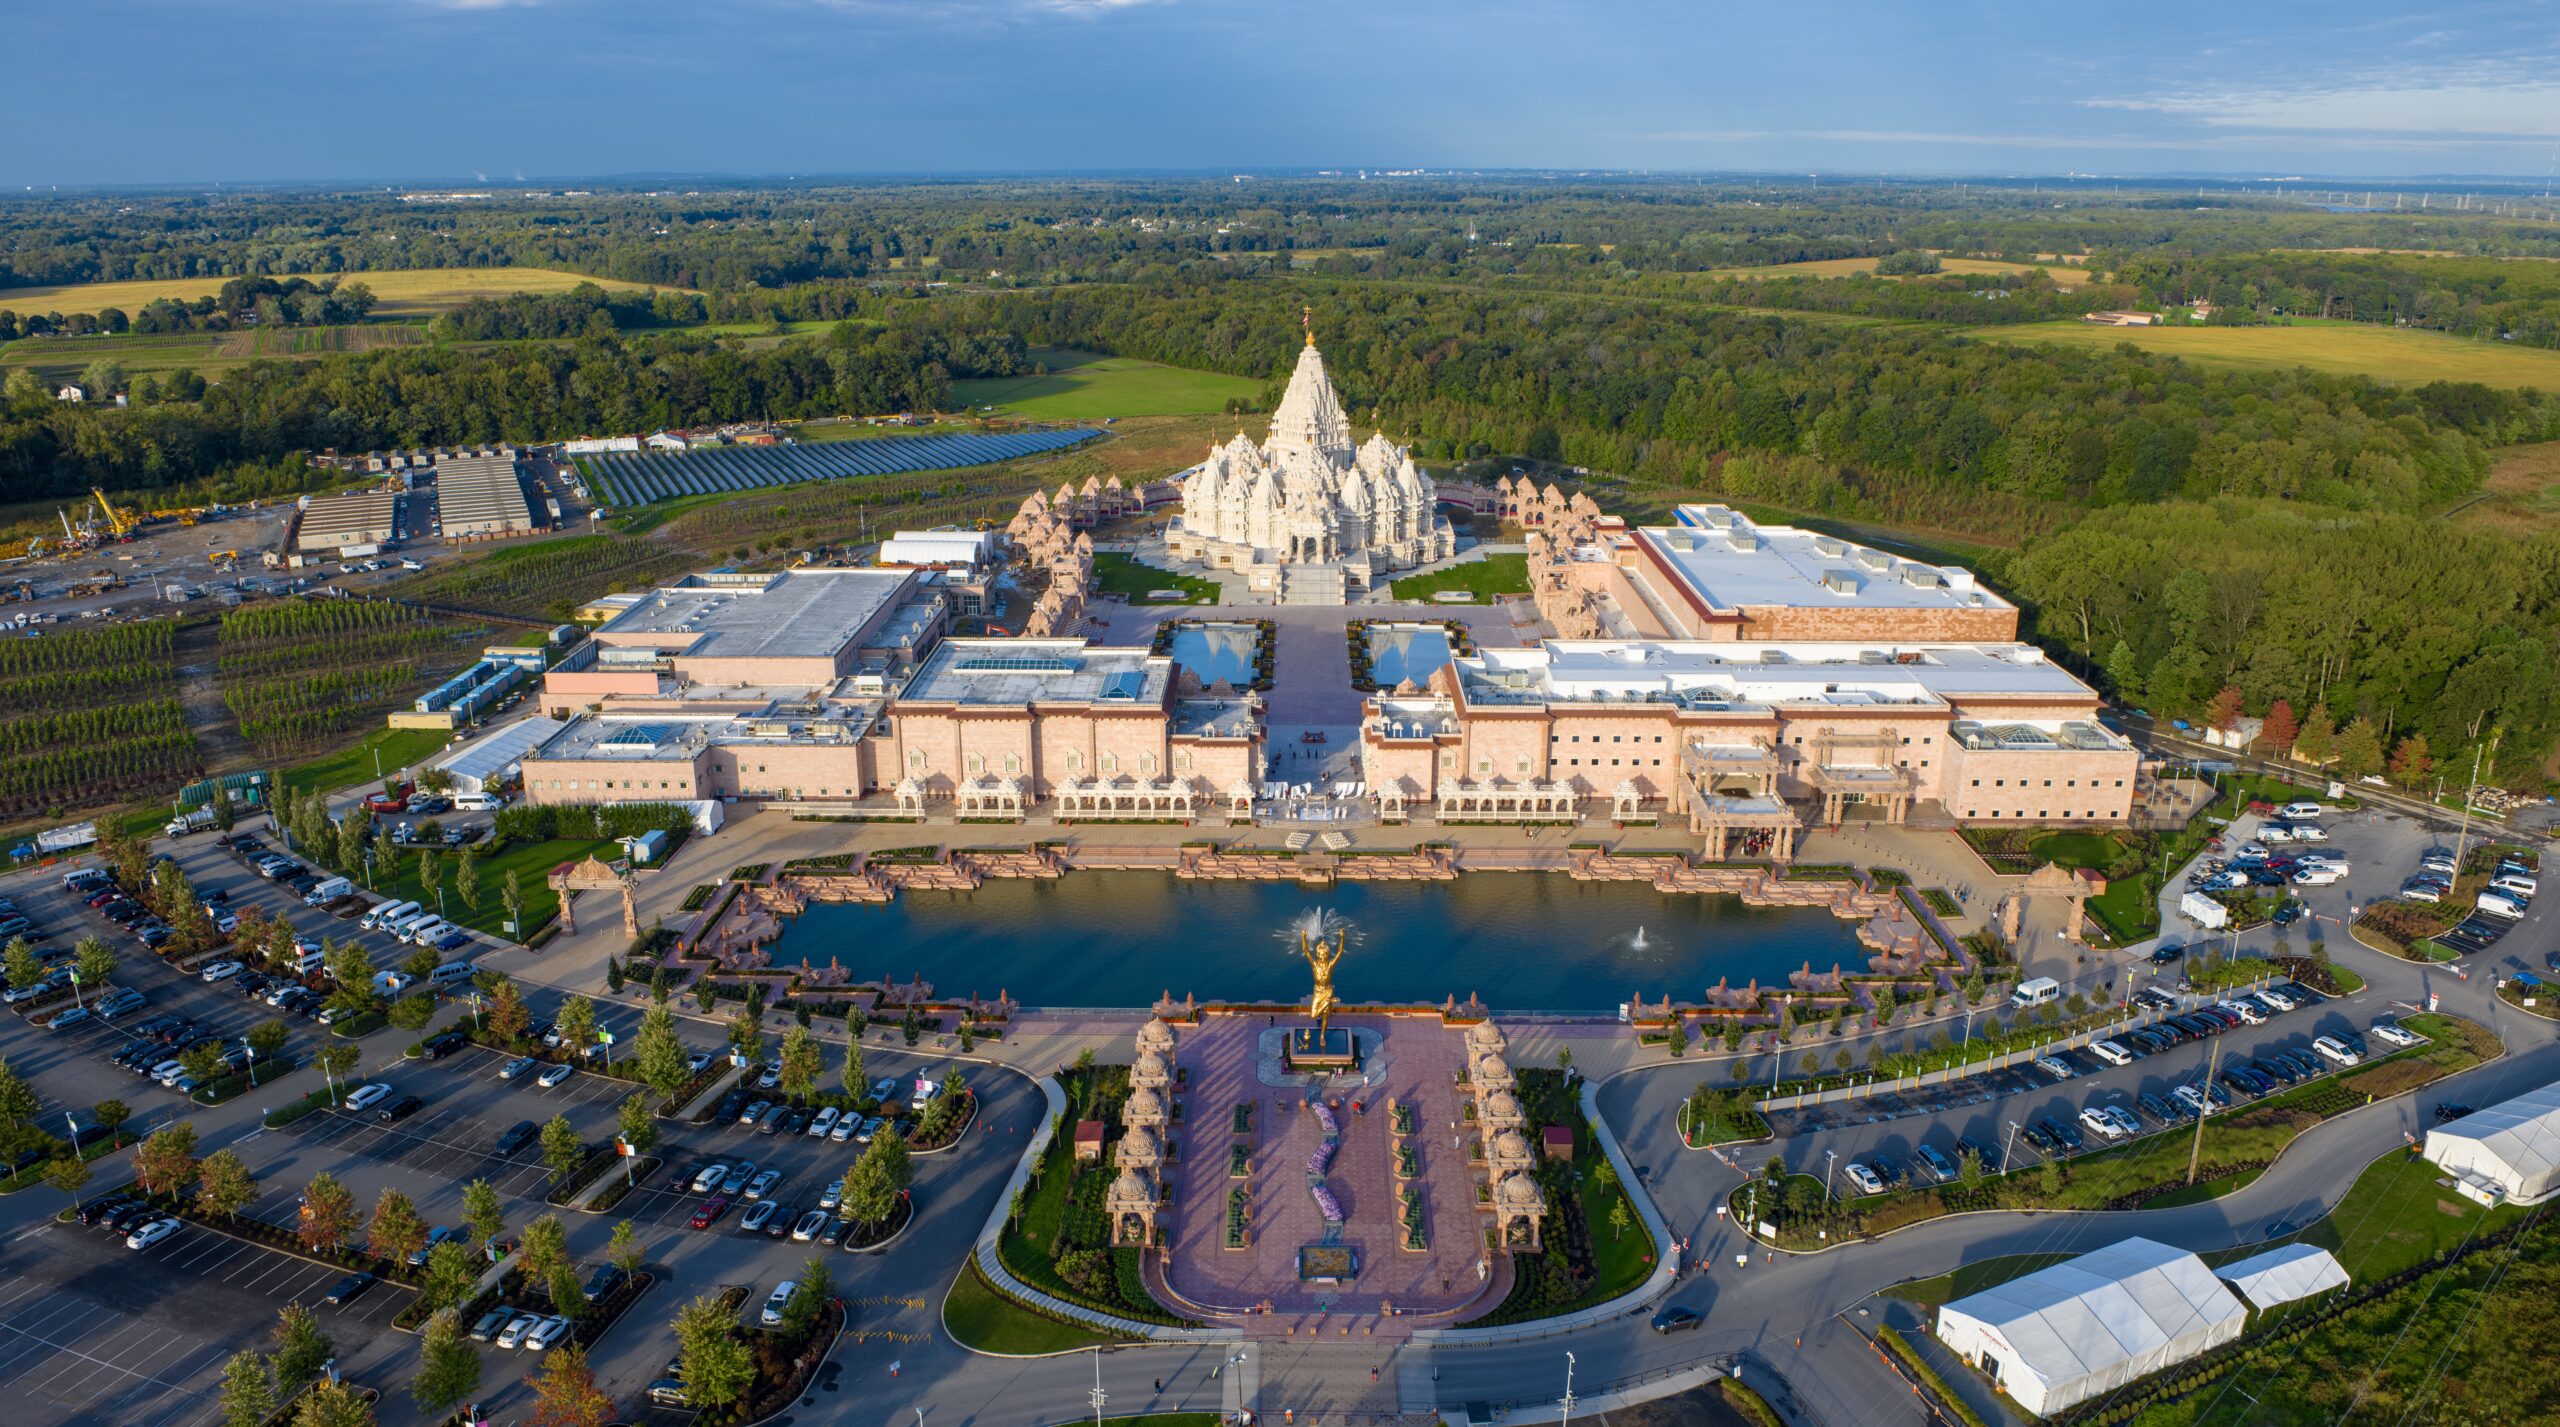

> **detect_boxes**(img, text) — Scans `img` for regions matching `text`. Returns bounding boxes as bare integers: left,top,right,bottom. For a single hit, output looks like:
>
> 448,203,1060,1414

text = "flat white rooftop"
1640,507,2012,613
1455,639,2098,708
902,638,1169,707
596,569,914,661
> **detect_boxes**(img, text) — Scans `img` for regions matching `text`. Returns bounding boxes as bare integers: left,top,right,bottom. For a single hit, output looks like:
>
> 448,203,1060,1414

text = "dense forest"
3,177,2558,779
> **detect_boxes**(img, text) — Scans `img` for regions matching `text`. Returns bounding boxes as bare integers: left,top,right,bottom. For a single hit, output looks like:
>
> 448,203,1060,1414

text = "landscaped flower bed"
1231,1103,1252,1134
579,1155,663,1213
1225,1187,1249,1249
1227,1144,1250,1178
1396,1144,1419,1180
1391,1102,1417,1136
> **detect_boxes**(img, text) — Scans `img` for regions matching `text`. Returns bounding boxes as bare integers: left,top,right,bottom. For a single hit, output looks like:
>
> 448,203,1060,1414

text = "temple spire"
1302,303,1314,346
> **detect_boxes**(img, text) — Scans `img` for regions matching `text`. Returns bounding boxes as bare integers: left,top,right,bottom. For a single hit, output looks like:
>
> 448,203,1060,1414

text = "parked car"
719,1162,758,1195
2079,1106,2127,1139
689,1197,730,1230
744,1168,783,1200
2313,1036,2362,1067
522,1316,572,1351
498,1056,538,1081
690,1162,730,1194
198,960,244,983
470,1307,514,1342
792,1210,829,1242
494,1313,540,1348
536,1063,575,1089
739,1200,783,1235
322,1272,376,1306
343,1082,394,1112
376,1094,424,1124
1914,1144,1957,1181
1842,1162,1885,1195
760,1281,799,1328
125,1217,181,1251
2371,1019,2424,1048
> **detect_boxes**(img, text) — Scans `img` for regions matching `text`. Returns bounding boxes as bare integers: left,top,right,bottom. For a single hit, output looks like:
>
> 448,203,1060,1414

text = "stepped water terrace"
772,870,1862,1010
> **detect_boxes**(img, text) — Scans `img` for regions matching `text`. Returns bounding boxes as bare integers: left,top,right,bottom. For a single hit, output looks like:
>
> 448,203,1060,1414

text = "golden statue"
1302,929,1346,1035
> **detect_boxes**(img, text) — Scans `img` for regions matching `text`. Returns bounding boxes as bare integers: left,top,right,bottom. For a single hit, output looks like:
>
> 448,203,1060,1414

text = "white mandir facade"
1163,330,1457,597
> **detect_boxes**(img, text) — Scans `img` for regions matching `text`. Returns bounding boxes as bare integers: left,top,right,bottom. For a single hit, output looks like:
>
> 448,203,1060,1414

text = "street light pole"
2002,1119,2020,1174
1089,1346,1106,1427
1824,1149,1837,1202
1560,1350,1578,1427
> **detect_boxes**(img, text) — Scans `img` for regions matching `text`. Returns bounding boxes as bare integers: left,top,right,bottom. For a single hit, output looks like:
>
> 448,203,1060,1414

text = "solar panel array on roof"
956,654,1079,672
600,724,674,747
576,429,1102,506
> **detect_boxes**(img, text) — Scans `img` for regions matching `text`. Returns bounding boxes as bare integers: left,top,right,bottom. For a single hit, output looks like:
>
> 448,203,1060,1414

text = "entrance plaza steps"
1278,564,1348,606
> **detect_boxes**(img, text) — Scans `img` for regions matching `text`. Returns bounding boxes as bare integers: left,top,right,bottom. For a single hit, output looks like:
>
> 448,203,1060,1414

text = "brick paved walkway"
1152,1013,1504,1339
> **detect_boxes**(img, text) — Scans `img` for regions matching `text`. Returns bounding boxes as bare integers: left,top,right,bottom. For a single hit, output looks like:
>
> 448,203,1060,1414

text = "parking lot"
0,1210,411,1427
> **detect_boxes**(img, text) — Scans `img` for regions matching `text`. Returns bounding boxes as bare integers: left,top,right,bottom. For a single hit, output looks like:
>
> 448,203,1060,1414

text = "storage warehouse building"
2423,1079,2560,1205
294,490,401,552
436,454,537,538
1932,1238,2248,1416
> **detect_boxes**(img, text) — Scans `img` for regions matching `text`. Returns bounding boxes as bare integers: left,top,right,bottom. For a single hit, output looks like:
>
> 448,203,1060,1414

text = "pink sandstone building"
1361,503,2139,841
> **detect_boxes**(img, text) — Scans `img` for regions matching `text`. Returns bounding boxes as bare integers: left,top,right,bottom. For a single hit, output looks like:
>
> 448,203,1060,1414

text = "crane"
90,489,137,542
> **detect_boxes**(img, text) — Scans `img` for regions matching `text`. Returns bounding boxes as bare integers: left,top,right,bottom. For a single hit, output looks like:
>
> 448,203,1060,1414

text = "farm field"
0,620,201,820
216,600,490,759
0,266,666,318
1702,255,2096,287
0,324,426,381
952,348,1263,418
1980,316,2560,388
2456,439,2560,533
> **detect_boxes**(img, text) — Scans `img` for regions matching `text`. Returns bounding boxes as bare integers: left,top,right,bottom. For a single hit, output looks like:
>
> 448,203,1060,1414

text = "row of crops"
0,622,201,818
578,429,1098,506
218,599,488,757
400,534,695,620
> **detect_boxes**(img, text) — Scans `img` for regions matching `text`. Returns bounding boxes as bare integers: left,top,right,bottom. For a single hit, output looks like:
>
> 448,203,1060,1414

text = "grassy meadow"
952,348,1262,419
0,266,666,319
1981,316,2560,389
1704,255,2097,288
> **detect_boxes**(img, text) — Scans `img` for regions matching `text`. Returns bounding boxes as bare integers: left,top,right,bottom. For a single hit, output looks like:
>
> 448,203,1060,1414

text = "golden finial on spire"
1302,304,1314,347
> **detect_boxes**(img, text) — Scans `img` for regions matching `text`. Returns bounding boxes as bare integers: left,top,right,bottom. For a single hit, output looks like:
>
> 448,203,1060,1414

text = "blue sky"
12,0,2558,185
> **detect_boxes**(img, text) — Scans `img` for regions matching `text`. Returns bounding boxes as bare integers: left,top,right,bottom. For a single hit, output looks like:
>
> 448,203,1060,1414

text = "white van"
404,917,450,946
63,868,110,893
365,900,420,933
2010,976,2062,1009
428,959,478,990
304,876,352,906
2279,801,2323,820
2476,891,2527,919
2489,874,2537,899
453,792,504,812
2293,865,2344,887
385,908,435,938
292,949,328,977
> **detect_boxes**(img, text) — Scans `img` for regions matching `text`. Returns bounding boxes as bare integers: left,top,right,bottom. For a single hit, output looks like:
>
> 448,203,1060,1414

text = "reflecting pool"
1166,623,1260,687
774,871,1862,1010
1366,624,1453,689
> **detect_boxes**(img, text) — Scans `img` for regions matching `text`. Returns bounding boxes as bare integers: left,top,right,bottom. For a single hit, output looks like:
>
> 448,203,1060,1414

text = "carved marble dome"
1167,331,1456,577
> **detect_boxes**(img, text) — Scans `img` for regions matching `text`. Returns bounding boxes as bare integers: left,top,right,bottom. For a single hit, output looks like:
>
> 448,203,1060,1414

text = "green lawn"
1383,553,1530,603
2270,1147,2526,1283
952,348,1261,419
2026,830,2115,869
281,727,457,799
943,1261,1125,1355
359,837,616,940
1090,552,1220,605
1982,316,2560,390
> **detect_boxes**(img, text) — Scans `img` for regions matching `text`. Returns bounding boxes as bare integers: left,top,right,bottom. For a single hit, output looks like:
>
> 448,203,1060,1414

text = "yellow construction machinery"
90,489,138,542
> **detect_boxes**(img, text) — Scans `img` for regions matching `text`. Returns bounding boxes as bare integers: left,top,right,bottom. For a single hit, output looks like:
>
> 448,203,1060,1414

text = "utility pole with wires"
2189,1037,2223,1186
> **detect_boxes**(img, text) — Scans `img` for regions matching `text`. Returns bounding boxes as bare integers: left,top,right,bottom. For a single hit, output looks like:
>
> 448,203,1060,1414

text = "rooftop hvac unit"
1758,649,1789,663
1858,650,1890,664
1820,569,1859,595
1727,531,1759,552
1854,548,1895,572
1662,530,1698,551
1900,564,1944,588
1813,536,1848,556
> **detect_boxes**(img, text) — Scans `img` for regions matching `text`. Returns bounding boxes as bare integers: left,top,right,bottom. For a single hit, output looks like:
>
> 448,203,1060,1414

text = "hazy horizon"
12,0,2559,188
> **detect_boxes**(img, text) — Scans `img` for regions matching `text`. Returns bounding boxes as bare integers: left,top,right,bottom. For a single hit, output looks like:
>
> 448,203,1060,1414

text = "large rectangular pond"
1365,623,1454,689
774,871,1862,1011
1165,623,1260,687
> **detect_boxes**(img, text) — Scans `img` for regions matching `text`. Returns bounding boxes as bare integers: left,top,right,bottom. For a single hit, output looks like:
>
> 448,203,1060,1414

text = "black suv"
419,1031,467,1060
494,1119,540,1156
375,1095,425,1124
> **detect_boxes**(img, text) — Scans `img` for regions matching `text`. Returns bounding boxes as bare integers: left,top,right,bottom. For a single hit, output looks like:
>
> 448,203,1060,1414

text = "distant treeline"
949,280,2558,516
0,275,377,340
2116,250,2560,348
0,315,1033,499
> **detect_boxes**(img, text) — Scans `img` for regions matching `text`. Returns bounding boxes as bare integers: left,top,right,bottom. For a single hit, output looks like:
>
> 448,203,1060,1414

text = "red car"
362,784,414,814
689,1196,730,1230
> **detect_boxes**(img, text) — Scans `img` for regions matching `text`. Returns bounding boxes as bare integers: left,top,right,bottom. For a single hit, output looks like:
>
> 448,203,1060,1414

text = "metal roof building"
1932,1238,2248,1416
294,490,401,551
2213,1243,2349,1311
2424,1079,2560,1206
436,454,536,538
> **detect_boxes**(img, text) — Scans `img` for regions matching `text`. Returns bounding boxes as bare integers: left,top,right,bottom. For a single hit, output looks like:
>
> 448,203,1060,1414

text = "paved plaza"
1151,1012,1508,1337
